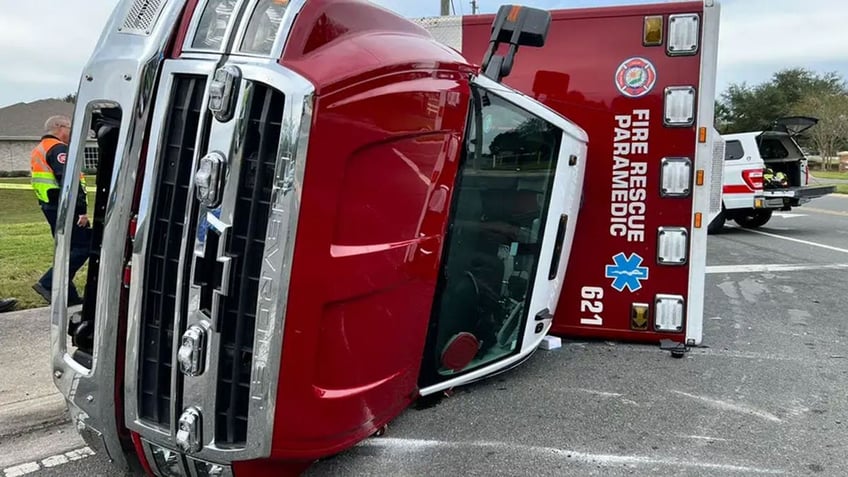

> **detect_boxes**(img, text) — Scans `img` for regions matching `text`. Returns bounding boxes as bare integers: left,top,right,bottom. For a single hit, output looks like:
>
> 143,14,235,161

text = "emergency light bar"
481,5,551,82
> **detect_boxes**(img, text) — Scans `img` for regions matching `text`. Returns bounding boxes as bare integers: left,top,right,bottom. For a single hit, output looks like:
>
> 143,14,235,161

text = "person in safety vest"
30,115,91,307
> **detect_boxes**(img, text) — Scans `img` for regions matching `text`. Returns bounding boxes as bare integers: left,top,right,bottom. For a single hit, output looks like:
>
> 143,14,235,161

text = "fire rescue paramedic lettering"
610,109,649,242
30,115,91,306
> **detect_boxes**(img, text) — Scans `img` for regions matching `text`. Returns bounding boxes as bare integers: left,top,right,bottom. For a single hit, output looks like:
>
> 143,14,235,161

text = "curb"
0,307,70,439
0,393,69,439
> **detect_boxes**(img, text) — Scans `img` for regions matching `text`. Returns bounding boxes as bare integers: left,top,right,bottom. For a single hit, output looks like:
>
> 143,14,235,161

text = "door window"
724,140,744,160
425,87,563,382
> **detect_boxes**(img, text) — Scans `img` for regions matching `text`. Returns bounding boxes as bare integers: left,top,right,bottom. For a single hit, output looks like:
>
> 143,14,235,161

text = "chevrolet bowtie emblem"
195,152,226,208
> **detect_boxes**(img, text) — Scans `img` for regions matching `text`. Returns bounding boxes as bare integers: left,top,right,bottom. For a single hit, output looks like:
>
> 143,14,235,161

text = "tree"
714,100,731,130
61,93,76,103
793,94,848,170
717,68,847,134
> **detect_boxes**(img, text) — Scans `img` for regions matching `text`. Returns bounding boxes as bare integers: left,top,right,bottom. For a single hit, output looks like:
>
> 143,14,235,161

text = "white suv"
708,117,835,233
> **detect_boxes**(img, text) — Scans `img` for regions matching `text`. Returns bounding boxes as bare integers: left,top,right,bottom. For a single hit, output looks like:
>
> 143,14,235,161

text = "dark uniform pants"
38,206,92,303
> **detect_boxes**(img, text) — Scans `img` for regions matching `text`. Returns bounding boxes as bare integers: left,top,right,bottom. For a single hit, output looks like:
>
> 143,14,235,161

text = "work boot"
32,282,52,304
0,298,17,313
33,282,84,307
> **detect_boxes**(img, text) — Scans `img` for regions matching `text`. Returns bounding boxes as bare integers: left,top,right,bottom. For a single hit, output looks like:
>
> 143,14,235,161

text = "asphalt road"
5,195,848,477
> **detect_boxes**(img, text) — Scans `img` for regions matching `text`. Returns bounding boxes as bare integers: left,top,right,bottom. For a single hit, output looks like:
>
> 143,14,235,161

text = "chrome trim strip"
245,62,314,457
50,0,189,470
179,61,314,462
181,72,248,458
170,80,216,437
125,59,217,441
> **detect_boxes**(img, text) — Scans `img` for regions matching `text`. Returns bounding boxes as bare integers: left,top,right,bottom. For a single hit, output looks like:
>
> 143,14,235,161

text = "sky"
0,0,846,108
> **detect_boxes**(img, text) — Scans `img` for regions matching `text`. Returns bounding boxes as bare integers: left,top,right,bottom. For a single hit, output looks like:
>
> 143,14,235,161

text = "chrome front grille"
125,57,315,465
139,75,207,427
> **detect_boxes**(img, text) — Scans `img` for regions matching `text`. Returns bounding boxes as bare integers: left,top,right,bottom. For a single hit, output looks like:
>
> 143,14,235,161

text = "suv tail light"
742,169,764,191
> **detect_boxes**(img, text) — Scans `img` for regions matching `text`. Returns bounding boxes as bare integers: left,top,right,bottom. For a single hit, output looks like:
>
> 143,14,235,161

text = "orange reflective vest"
30,138,87,203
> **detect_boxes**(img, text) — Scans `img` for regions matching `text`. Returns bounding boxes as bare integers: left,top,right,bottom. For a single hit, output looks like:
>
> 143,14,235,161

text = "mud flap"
659,338,689,358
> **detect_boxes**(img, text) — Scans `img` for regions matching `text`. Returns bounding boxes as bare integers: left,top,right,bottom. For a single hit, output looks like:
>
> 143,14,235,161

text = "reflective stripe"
32,177,59,185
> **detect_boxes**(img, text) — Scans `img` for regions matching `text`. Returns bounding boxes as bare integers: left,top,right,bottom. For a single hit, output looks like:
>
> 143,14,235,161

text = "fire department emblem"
57,153,67,164
615,57,657,98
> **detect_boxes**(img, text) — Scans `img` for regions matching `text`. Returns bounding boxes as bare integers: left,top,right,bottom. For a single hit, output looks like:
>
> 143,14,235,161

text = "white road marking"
3,462,39,477
40,455,67,468
65,448,94,461
672,391,783,423
735,227,848,254
362,438,784,474
680,434,730,442
801,207,848,217
2,447,93,477
576,388,623,397
772,212,807,218
707,263,848,274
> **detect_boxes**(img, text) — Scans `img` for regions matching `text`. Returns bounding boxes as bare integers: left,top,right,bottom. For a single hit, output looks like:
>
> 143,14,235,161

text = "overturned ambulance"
51,0,588,475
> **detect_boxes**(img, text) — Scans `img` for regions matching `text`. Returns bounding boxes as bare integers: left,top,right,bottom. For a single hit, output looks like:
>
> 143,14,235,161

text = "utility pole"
470,0,478,14
441,0,450,15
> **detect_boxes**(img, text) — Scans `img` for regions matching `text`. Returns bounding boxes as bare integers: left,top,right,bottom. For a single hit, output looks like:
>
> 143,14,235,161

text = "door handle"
535,308,553,321
548,214,568,280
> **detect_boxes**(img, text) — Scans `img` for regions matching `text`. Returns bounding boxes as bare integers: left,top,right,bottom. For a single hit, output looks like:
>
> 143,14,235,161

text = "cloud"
1,0,846,107
0,0,118,106
715,0,848,91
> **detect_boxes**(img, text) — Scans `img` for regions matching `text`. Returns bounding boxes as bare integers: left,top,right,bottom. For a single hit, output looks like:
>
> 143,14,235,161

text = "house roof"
0,99,76,139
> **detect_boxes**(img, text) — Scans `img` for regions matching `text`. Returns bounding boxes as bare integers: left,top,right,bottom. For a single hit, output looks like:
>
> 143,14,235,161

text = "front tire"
734,209,773,229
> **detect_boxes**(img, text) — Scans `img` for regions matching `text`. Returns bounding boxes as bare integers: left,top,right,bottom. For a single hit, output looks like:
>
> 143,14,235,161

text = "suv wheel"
734,209,773,229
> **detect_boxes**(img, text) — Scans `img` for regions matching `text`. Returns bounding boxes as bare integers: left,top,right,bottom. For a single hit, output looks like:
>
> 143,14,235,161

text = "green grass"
812,170,848,180
0,189,95,310
836,184,848,195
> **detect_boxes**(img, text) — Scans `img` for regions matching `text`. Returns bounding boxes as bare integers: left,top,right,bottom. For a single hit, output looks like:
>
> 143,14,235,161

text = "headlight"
239,0,289,55
192,0,240,51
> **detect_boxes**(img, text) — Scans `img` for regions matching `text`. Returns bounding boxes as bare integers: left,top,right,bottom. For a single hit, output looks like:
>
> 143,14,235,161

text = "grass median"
812,170,848,181
0,184,94,310
809,171,848,194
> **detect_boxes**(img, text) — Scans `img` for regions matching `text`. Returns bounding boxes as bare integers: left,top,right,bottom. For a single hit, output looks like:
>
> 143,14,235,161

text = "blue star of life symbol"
605,252,649,292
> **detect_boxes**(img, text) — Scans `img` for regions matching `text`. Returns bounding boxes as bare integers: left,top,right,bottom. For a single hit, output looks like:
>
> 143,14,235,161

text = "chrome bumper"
51,0,188,471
